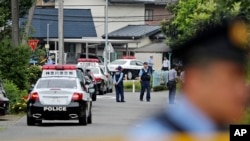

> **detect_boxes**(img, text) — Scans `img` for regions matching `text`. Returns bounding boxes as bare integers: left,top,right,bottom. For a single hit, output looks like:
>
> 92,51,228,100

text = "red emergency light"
42,65,77,70
122,56,136,59
78,58,99,63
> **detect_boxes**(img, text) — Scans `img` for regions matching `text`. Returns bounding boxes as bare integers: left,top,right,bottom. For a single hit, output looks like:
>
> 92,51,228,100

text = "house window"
145,9,153,21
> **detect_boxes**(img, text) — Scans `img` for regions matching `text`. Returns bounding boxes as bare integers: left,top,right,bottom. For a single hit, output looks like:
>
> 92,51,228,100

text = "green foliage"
0,0,34,40
27,65,42,85
242,108,250,124
3,80,28,113
0,39,31,90
162,0,250,47
11,98,27,114
124,81,141,90
153,85,168,91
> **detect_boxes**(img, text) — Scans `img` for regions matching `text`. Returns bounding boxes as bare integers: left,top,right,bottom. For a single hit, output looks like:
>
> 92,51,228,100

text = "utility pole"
104,0,109,72
58,0,64,64
11,0,20,47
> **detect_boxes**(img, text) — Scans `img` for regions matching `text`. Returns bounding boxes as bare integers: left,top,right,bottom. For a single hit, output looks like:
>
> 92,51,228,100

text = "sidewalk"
0,114,24,131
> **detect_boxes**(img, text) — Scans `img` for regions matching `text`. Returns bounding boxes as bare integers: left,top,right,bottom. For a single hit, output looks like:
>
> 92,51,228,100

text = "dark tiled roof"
134,42,170,52
149,32,166,39
20,8,97,38
104,25,161,39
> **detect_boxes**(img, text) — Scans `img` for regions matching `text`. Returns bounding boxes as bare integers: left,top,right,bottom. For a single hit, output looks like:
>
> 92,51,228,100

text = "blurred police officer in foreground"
113,66,125,102
128,17,249,140
139,62,151,102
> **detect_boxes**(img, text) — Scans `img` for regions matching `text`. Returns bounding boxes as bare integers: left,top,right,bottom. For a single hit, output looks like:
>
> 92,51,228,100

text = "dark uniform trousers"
115,72,124,102
140,69,151,101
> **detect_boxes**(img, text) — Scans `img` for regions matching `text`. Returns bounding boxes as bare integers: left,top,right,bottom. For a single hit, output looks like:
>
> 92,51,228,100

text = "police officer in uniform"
113,66,125,102
129,17,249,140
139,62,151,102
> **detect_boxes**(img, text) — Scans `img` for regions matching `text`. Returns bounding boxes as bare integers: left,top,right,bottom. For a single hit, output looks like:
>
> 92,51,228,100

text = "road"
0,91,169,141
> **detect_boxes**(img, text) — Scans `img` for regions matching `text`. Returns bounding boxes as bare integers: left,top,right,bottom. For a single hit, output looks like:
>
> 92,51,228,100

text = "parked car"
0,81,10,116
27,77,92,126
87,66,113,94
76,53,104,64
107,59,144,80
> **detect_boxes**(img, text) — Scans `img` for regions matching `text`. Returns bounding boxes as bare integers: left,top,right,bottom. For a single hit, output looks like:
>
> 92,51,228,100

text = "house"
20,8,97,63
33,0,174,65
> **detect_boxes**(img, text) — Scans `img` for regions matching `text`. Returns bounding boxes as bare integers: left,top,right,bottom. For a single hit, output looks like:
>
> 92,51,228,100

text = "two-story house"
28,0,174,67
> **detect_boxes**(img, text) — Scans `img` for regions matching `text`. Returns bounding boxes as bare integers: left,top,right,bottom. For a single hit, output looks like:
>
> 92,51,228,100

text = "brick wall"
145,5,171,26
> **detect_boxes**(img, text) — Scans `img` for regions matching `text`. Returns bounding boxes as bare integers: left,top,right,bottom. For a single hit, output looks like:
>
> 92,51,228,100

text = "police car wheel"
87,111,92,124
27,115,36,126
92,94,97,101
79,108,88,126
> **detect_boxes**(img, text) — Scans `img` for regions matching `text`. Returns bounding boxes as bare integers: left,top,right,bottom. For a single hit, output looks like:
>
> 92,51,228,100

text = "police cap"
172,17,249,68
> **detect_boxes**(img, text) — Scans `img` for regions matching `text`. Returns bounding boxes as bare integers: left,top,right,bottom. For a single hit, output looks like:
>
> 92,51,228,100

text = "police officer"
113,66,125,102
139,62,151,102
129,17,249,140
167,64,178,104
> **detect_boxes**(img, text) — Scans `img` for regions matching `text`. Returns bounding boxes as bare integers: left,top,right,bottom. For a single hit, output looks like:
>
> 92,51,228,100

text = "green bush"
153,85,168,91
0,39,31,90
124,80,141,90
3,80,28,113
27,65,42,85
242,108,250,124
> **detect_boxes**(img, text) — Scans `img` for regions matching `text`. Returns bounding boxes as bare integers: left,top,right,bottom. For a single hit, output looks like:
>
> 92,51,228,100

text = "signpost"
28,39,39,51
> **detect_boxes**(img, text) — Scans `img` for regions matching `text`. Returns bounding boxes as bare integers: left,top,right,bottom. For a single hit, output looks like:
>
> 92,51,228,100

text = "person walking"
113,66,125,102
147,56,154,74
139,62,151,102
162,57,170,71
167,64,178,104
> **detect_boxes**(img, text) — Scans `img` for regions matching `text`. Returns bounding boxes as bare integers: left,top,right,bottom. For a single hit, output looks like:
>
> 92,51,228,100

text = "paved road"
0,91,169,141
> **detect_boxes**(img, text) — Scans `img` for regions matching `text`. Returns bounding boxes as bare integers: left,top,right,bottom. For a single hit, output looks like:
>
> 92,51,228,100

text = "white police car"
26,65,92,126
108,57,144,80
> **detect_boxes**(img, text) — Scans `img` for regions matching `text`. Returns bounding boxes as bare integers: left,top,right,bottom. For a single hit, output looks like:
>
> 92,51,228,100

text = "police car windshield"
89,68,100,74
36,79,77,89
110,60,126,65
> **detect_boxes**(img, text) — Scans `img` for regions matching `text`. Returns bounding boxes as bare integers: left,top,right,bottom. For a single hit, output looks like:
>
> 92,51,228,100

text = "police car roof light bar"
42,65,77,70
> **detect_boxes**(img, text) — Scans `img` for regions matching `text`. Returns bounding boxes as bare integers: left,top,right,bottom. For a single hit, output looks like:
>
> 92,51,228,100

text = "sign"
28,39,39,51
230,125,250,141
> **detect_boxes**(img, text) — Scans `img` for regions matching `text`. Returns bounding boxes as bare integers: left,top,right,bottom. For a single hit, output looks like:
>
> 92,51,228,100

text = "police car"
78,59,113,94
26,65,92,126
107,56,144,80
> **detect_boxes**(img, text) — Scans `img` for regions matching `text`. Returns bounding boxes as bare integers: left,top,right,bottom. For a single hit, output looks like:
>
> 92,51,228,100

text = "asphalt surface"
0,91,169,141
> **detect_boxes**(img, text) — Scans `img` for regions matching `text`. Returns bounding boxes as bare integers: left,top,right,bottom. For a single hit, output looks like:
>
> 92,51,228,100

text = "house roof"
20,8,97,38
103,25,161,39
134,42,170,52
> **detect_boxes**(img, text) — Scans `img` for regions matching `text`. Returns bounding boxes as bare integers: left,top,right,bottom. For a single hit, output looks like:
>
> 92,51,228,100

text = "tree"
162,0,250,48
0,38,31,90
0,0,34,41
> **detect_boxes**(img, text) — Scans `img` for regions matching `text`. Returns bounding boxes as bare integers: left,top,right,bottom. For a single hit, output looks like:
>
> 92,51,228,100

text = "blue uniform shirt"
139,68,150,77
113,71,123,84
128,95,217,141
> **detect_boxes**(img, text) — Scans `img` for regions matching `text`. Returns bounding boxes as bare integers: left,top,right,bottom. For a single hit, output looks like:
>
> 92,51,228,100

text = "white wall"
56,0,145,37
75,43,82,54
135,53,163,71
